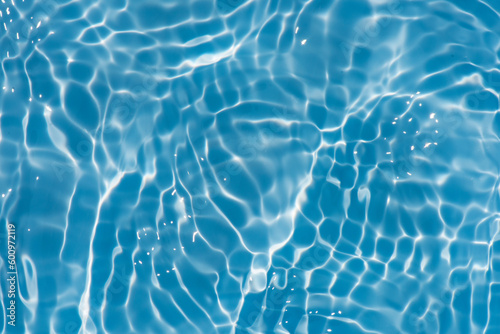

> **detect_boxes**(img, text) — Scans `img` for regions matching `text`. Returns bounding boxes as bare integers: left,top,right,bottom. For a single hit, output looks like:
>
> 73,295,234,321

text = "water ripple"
1,0,500,333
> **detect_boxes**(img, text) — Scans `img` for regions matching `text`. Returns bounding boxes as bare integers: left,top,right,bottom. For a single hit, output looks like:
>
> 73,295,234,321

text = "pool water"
1,0,500,333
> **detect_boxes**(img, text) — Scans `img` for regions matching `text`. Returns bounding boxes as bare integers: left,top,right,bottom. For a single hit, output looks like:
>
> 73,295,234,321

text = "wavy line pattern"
0,0,500,333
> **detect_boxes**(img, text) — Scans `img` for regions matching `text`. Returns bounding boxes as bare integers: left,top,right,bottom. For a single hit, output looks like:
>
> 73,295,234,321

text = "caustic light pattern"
1,0,500,333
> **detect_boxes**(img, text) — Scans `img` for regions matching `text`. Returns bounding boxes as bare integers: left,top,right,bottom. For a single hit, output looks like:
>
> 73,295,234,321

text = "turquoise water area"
1,0,500,333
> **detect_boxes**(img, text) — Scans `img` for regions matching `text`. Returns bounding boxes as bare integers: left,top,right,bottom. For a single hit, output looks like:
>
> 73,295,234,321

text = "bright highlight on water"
1,0,500,333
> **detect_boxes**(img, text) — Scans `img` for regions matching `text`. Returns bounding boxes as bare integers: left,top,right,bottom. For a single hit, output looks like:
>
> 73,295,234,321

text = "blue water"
1,0,500,333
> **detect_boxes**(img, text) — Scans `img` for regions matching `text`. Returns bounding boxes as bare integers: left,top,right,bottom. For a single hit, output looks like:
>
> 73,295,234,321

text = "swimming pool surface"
1,0,500,333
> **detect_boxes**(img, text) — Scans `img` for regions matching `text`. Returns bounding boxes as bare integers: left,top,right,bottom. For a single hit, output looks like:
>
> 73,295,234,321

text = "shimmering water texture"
1,0,500,333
